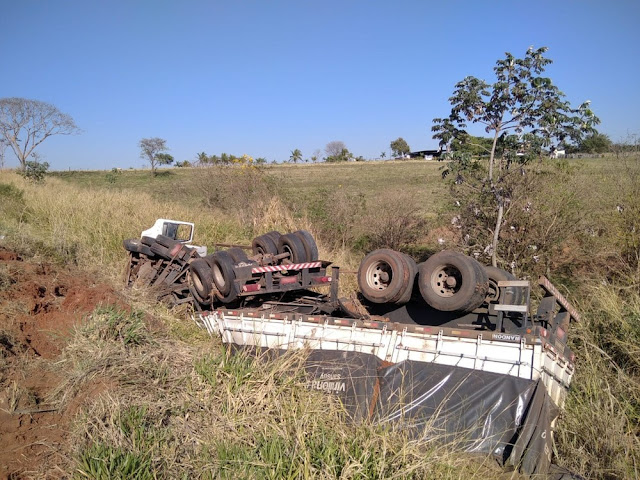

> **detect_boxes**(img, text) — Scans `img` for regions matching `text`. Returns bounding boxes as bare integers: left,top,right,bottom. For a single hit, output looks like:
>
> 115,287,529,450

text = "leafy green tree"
450,135,493,157
156,153,174,166
139,137,173,176
289,149,302,163
19,158,49,183
579,132,611,154
432,46,599,267
390,137,410,158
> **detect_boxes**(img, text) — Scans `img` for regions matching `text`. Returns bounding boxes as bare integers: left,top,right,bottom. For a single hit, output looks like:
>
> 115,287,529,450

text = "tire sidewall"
252,234,279,256
212,250,236,296
293,230,319,262
357,249,408,304
418,251,488,312
277,233,306,264
189,258,214,302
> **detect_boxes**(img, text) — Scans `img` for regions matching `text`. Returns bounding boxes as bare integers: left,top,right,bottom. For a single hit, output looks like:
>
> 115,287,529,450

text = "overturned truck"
124,219,580,476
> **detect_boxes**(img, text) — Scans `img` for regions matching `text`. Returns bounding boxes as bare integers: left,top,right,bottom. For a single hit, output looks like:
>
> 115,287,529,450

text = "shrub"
359,191,427,252
19,160,49,183
188,157,278,235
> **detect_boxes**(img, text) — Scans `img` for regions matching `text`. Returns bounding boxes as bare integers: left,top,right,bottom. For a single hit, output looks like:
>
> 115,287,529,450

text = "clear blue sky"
1,0,638,170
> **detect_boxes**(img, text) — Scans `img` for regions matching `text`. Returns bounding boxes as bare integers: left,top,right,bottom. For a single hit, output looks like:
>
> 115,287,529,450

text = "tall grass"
555,284,640,479
3,157,640,478
61,306,506,479
0,171,309,278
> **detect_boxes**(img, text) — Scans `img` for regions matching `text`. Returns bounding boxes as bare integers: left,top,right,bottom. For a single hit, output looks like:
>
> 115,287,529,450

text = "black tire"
203,254,216,268
263,231,282,245
189,258,214,302
156,234,179,248
395,254,418,305
252,234,279,256
227,247,249,264
140,236,156,247
418,251,489,313
357,249,410,304
293,230,319,262
211,250,236,296
150,242,171,259
483,266,520,306
277,233,307,264
215,281,239,304
122,238,153,257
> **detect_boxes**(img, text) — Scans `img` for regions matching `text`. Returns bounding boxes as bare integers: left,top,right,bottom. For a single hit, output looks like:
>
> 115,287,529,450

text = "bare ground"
0,246,125,479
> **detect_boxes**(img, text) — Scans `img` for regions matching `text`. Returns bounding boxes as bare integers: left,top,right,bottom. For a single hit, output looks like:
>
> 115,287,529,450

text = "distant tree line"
195,152,267,166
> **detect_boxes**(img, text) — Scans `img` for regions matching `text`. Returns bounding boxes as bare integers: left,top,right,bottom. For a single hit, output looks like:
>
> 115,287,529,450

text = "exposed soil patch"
0,246,125,479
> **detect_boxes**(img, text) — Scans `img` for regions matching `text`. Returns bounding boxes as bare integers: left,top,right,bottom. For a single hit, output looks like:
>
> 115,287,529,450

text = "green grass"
50,160,449,217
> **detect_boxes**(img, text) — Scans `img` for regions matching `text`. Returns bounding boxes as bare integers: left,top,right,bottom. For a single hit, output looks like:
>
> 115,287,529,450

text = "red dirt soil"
0,246,124,479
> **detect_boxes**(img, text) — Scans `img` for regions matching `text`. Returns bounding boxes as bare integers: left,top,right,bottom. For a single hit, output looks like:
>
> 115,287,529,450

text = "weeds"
80,306,148,347
555,283,640,479
60,304,503,479
76,442,154,480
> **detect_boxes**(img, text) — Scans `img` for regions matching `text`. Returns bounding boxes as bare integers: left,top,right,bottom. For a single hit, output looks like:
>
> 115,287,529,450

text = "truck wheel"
418,251,489,313
156,234,179,248
211,250,236,296
215,281,239,304
189,258,214,302
150,242,171,259
293,230,319,262
263,231,282,244
394,254,418,305
140,236,156,247
484,266,520,306
227,247,249,264
278,233,307,264
123,239,146,254
357,249,409,304
252,234,279,256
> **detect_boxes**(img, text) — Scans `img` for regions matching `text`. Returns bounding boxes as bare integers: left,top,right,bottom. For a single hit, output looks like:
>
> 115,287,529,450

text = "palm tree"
289,149,302,163
380,151,386,159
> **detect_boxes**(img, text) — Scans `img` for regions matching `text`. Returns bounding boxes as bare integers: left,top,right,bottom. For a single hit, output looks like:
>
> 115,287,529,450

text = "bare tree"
139,137,173,175
0,138,7,169
0,98,79,170
325,141,347,158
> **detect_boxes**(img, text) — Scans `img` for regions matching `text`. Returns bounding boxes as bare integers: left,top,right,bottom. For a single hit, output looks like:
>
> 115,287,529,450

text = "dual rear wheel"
252,230,318,263
358,249,518,313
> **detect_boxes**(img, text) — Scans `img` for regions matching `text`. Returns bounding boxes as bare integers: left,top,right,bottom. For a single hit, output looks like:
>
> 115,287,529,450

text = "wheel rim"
366,260,392,290
281,244,294,263
486,279,500,303
212,264,226,288
430,265,462,297
193,273,204,292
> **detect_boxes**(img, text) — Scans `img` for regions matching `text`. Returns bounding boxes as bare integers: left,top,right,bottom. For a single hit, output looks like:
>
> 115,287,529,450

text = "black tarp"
232,346,561,475
301,351,559,476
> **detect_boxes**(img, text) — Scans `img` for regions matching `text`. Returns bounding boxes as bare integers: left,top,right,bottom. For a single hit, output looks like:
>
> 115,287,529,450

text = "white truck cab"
141,219,207,256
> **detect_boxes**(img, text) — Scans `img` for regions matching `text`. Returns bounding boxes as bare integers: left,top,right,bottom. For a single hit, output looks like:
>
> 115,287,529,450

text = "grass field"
1,155,639,478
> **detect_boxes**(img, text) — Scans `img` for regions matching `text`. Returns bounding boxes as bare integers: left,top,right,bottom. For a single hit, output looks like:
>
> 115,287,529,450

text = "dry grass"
554,284,640,478
2,157,640,478
53,305,513,479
